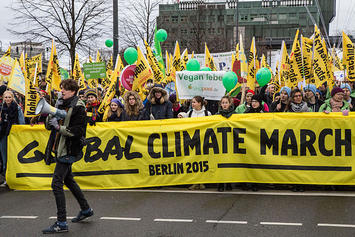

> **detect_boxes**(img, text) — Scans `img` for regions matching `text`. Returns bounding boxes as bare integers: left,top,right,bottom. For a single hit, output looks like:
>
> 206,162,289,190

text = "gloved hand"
342,109,349,116
88,118,96,126
49,117,60,130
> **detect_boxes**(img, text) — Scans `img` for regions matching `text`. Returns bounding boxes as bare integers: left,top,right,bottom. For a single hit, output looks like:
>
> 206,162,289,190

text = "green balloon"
201,67,212,71
124,47,138,65
186,59,200,71
156,29,168,42
222,71,238,92
105,39,113,48
256,67,272,87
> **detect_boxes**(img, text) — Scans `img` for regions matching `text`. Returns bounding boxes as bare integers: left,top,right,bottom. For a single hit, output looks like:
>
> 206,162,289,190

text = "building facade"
157,0,336,55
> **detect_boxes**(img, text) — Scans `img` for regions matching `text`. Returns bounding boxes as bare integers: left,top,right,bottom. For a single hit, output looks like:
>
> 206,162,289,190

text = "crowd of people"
0,77,354,191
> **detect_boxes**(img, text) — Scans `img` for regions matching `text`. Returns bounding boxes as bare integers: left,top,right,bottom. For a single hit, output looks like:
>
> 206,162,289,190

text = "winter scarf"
290,101,309,112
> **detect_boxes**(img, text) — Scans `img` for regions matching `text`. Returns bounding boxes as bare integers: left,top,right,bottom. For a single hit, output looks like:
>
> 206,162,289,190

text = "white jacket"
178,106,211,118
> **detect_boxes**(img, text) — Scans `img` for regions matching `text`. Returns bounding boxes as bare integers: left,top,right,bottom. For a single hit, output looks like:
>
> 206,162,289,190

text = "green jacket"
318,99,349,112
235,103,248,114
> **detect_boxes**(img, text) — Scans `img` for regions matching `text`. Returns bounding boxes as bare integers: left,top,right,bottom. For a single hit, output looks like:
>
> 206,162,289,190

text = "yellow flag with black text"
205,43,217,71
46,40,61,91
24,63,39,117
173,41,183,71
247,37,256,90
301,36,314,85
144,40,164,83
343,31,355,81
72,53,87,92
132,46,154,93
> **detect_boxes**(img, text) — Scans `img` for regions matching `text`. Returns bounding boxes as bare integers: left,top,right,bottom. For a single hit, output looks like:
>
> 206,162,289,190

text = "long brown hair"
107,102,123,118
124,91,143,116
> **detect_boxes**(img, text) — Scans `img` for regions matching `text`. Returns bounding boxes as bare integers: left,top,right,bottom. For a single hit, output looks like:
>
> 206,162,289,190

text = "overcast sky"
0,0,353,66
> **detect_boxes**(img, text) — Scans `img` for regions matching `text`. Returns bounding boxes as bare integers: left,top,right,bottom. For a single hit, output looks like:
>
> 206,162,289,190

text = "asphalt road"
1,189,355,237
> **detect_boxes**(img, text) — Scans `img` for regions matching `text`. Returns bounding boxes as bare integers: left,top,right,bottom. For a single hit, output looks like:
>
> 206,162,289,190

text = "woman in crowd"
106,98,124,122
319,87,350,114
0,90,25,186
340,84,355,111
286,89,311,112
270,86,290,112
245,94,266,113
303,84,323,112
169,94,183,118
121,91,146,121
85,89,101,125
178,96,211,190
145,84,173,120
216,96,235,192
178,96,211,118
235,89,254,114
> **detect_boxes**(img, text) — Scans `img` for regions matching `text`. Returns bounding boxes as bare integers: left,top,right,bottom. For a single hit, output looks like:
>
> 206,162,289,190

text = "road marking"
318,223,355,228
49,216,75,220
0,216,38,219
206,220,247,224
260,222,303,226
100,217,141,221
154,218,193,223
88,189,355,197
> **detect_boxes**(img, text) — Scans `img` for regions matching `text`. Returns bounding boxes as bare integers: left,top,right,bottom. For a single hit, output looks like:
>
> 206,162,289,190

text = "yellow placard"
7,113,355,190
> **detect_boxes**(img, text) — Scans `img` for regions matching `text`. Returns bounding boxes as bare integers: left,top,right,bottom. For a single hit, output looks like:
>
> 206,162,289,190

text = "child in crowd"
85,89,101,125
106,98,124,122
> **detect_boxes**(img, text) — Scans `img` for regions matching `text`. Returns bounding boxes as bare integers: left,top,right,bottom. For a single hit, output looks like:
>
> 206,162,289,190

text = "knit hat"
331,87,344,97
169,93,177,103
0,85,7,96
303,84,317,96
111,98,123,108
280,86,291,97
247,89,255,95
251,94,263,103
340,83,352,93
84,89,97,98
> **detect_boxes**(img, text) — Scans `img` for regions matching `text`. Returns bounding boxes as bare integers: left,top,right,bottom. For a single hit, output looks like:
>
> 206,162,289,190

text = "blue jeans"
0,136,7,175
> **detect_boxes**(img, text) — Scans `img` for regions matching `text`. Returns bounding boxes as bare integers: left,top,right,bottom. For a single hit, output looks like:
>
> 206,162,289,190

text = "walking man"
42,79,93,234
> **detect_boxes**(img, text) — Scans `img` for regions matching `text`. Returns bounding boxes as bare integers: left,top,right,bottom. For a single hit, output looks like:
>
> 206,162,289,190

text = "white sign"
176,71,226,100
334,70,345,82
190,51,234,71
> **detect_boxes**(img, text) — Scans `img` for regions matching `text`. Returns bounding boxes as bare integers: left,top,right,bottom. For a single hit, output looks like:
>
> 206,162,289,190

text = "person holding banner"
85,89,102,125
340,84,355,111
42,80,93,234
145,85,173,120
106,98,124,122
286,89,311,112
121,91,146,121
303,84,324,112
319,87,350,114
0,90,25,187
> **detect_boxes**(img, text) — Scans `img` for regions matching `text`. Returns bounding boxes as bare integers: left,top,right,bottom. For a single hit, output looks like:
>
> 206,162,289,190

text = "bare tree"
9,0,110,70
120,0,161,48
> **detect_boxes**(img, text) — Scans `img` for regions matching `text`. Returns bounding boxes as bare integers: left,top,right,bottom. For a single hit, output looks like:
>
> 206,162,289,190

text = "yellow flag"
96,50,102,62
27,54,42,84
4,46,11,57
181,48,189,70
205,43,217,71
145,40,164,83
261,54,272,75
280,41,290,87
288,29,303,88
313,25,332,87
331,44,343,71
239,34,248,81
99,55,113,90
247,37,257,90
271,61,281,93
342,31,355,81
0,54,15,84
173,41,183,71
8,59,26,95
24,63,39,117
132,46,154,92
72,53,87,92
46,40,61,91
301,36,314,85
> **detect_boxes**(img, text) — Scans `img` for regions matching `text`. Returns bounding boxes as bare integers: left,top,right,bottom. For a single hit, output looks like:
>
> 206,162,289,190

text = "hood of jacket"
123,91,143,110
147,87,169,104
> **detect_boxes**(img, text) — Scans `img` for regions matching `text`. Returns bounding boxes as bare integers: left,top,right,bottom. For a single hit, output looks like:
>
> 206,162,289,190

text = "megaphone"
35,98,67,119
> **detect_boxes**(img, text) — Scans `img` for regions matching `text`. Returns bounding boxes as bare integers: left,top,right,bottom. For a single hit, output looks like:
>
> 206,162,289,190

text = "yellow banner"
247,37,256,90
144,40,164,83
313,26,332,87
288,30,303,88
173,41,183,71
301,36,314,84
24,65,39,117
46,40,61,91
7,113,355,190
342,31,355,81
280,41,290,87
132,46,153,92
205,43,217,71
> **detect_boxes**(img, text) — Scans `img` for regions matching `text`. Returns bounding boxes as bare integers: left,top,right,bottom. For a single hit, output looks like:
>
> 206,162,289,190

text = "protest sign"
175,71,226,100
83,62,106,80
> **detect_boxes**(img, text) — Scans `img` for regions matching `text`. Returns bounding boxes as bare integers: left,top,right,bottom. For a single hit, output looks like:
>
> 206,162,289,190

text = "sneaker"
0,181,7,188
71,208,94,223
42,221,68,234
